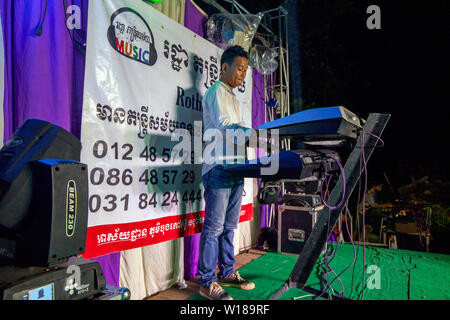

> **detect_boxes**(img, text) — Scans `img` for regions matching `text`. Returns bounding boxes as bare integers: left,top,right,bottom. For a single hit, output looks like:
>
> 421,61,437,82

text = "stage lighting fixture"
0,119,87,266
0,119,106,300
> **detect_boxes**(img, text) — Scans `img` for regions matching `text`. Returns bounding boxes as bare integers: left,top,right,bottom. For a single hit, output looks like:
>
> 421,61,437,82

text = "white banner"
80,0,253,258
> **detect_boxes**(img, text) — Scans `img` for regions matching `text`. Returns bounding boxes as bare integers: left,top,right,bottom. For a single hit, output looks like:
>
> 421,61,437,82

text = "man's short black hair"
220,45,248,68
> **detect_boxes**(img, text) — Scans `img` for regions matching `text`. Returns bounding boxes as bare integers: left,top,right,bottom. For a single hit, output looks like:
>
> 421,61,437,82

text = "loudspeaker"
15,159,88,267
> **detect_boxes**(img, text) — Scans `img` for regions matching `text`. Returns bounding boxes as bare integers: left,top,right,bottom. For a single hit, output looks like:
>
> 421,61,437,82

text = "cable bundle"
313,130,385,300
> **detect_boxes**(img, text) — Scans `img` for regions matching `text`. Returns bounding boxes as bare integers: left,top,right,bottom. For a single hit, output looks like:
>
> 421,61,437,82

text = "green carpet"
188,244,450,300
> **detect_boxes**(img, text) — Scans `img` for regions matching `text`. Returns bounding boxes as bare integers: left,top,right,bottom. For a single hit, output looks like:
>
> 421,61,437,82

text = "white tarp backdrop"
81,0,254,298
81,0,254,269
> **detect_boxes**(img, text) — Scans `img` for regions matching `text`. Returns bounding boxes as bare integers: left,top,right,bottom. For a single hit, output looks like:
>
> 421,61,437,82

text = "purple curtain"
184,0,207,38
251,69,269,229
0,0,12,143
1,0,84,141
182,0,206,280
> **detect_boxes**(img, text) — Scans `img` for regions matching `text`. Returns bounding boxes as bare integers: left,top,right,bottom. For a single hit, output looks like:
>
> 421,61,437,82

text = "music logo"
107,7,158,66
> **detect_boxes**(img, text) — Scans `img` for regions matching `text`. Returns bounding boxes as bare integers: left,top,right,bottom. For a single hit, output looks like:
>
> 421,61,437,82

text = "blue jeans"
197,165,244,288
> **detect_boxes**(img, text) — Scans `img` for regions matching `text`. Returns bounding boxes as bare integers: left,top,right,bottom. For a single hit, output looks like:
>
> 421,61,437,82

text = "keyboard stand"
270,113,391,300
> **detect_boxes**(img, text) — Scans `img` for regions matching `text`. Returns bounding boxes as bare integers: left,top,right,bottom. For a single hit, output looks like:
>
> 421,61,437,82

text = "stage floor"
146,244,450,300
145,248,266,300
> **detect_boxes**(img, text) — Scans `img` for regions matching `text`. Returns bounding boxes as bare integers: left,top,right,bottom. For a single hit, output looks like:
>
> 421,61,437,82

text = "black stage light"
0,119,86,267
0,119,108,300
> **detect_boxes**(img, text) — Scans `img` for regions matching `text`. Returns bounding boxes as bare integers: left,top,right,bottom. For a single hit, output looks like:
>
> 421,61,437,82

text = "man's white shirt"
201,80,250,176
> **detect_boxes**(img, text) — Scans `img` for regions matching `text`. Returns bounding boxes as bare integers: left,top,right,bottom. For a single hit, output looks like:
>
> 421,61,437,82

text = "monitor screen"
27,283,54,300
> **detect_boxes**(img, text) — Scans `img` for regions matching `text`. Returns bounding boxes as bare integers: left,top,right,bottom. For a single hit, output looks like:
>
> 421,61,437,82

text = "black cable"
63,0,86,56
302,285,351,301
35,0,49,36
64,0,87,40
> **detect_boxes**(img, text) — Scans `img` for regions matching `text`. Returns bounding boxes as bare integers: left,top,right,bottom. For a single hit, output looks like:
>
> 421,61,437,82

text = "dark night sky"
291,0,449,188
198,0,449,188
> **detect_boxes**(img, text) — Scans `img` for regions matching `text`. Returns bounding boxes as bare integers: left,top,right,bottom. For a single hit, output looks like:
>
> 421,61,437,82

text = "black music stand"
269,113,391,300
